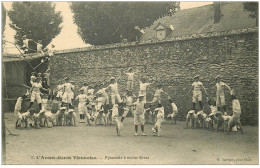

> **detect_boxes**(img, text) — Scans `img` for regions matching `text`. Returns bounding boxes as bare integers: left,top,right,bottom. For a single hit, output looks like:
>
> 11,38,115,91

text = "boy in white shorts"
75,88,88,123
139,78,152,102
30,72,36,85
121,91,135,122
96,92,106,125
188,75,208,112
215,75,232,113
111,104,123,136
62,77,74,107
56,81,64,101
133,94,146,136
125,67,137,91
81,82,89,95
29,77,47,110
106,77,122,105
167,96,178,124
152,104,164,136
226,92,243,135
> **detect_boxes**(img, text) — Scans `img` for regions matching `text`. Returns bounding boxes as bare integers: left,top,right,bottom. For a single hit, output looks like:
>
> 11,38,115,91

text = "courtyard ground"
3,112,258,165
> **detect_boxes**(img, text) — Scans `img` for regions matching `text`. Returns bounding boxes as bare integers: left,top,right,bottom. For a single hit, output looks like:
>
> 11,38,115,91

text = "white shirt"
171,103,178,112
88,89,94,95
155,107,164,118
97,97,104,104
125,96,133,106
232,99,241,114
23,39,29,48
192,81,203,92
140,82,150,92
98,88,108,97
75,94,88,104
134,101,145,115
81,86,88,95
157,111,164,120
63,83,73,92
154,88,164,97
37,43,43,52
108,83,119,94
125,73,135,81
32,82,42,93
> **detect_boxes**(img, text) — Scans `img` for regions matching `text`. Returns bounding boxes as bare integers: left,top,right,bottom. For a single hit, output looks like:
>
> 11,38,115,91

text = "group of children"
14,66,242,136
185,75,243,135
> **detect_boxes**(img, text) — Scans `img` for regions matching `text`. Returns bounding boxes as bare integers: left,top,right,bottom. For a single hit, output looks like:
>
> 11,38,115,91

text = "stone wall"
50,28,258,125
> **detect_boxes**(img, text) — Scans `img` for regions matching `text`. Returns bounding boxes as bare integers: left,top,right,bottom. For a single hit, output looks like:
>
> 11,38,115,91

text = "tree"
243,2,258,26
8,2,63,52
70,2,179,45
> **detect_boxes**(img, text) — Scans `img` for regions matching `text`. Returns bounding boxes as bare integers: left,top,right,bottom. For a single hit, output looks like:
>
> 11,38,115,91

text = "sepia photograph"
1,1,258,165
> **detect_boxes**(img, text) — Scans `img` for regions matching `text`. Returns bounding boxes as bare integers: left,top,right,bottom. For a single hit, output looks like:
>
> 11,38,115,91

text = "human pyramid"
14,67,243,136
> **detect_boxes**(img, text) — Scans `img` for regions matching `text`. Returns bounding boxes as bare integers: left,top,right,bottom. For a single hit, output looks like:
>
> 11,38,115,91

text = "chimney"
213,2,221,23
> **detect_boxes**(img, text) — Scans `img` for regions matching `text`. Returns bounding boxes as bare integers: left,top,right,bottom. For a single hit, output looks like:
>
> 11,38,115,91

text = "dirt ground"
3,112,258,165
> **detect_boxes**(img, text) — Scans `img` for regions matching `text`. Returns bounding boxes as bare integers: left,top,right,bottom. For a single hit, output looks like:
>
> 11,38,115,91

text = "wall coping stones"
54,27,258,55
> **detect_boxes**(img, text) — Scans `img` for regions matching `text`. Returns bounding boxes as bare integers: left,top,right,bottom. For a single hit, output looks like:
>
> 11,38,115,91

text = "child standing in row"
106,77,122,105
150,84,168,104
111,104,123,136
188,75,208,112
75,88,88,123
152,104,165,136
139,78,152,102
215,75,232,114
125,67,137,91
62,77,74,108
167,96,178,124
133,94,146,136
121,91,135,122
226,91,243,135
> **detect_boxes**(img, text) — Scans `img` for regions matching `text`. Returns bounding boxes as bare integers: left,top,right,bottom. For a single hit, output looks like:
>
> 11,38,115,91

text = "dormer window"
154,23,173,40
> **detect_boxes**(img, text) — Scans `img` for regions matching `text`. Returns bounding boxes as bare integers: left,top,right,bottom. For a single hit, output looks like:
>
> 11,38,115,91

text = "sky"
2,1,213,54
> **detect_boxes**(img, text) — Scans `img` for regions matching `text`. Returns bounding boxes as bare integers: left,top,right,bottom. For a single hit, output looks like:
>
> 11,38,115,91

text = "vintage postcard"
2,1,258,165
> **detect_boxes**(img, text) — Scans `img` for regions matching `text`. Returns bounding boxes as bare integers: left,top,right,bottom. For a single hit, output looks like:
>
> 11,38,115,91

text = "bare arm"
224,83,232,92
187,86,193,95
202,85,208,96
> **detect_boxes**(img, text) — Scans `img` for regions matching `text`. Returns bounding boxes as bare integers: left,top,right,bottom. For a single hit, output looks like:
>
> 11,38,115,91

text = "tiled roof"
141,2,257,41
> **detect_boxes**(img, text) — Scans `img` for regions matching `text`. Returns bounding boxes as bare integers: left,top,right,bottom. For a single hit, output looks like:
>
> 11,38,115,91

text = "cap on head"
194,75,200,79
60,107,67,110
110,77,115,81
138,94,144,98
68,109,74,113
215,75,221,80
